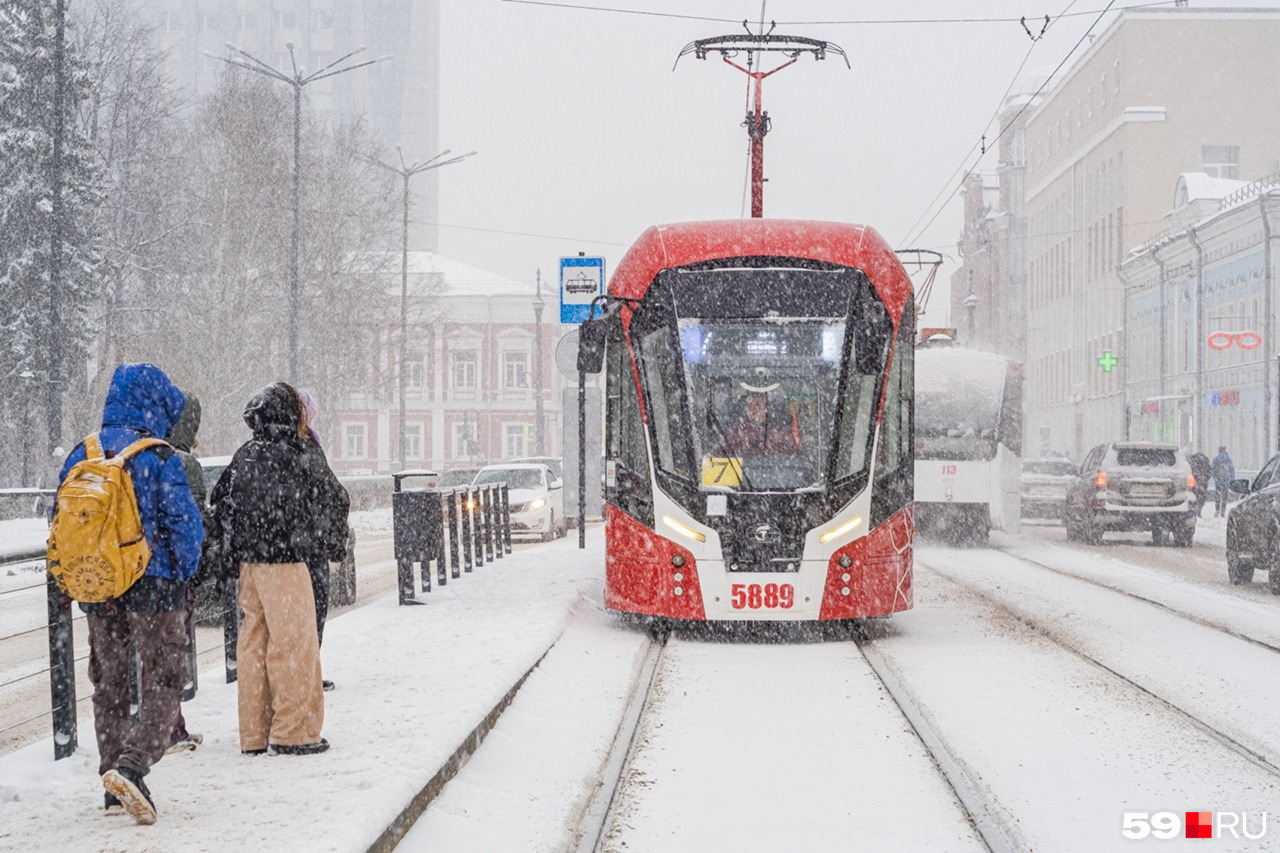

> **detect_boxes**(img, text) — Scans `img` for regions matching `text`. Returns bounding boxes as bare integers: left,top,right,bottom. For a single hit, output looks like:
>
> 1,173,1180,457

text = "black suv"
1225,452,1280,591
1064,442,1198,546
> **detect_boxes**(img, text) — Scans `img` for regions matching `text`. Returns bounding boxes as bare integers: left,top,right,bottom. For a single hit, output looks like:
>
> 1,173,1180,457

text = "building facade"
126,0,442,251
1122,175,1280,472
1020,7,1280,460
327,255,568,475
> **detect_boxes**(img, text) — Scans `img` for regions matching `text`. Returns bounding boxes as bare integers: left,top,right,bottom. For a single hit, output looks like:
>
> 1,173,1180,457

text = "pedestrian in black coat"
206,382,347,755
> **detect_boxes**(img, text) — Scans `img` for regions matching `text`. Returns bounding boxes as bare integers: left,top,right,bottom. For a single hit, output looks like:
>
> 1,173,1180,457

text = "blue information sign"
560,256,606,325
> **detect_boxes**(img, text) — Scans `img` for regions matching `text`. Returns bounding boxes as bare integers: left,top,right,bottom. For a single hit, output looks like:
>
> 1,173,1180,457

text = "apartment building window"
275,10,297,30
503,423,528,458
403,424,423,460
198,12,217,31
159,11,181,31
1201,146,1239,180
313,9,334,31
1011,128,1026,167
453,351,477,389
403,355,424,389
344,424,367,459
236,11,256,31
504,352,529,388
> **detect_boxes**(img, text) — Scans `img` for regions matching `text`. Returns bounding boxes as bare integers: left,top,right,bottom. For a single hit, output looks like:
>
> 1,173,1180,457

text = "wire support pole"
723,56,795,218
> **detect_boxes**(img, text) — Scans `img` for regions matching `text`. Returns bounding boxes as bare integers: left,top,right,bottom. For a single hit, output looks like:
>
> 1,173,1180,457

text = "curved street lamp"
206,43,390,381
361,149,476,470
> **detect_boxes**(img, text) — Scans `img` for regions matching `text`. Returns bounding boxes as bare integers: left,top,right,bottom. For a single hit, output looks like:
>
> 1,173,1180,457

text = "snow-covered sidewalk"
0,529,605,852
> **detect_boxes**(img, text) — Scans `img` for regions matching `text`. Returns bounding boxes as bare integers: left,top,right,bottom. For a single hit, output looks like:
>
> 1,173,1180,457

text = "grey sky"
435,0,1279,319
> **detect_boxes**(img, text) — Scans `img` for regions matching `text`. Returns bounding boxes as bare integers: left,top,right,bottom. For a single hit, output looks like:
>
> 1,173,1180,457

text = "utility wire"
500,0,1178,25
899,0,1118,249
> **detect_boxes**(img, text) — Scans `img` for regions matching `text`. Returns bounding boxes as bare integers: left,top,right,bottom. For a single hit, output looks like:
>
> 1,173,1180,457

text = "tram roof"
607,219,912,318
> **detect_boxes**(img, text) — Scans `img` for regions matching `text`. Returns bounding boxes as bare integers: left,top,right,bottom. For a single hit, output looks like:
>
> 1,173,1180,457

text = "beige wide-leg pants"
237,562,325,750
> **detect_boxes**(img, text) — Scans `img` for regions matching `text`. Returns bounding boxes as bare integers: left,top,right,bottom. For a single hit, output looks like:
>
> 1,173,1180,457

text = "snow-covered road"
402,524,1280,853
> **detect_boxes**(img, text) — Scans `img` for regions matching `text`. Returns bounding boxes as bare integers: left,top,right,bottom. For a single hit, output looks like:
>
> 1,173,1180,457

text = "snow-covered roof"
1173,173,1248,208
400,251,535,298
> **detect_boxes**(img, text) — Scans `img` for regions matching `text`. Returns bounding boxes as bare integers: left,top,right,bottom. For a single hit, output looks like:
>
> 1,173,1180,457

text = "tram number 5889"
730,583,795,610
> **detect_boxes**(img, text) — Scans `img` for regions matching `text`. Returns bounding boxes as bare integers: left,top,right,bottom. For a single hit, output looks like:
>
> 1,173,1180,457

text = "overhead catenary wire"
899,0,1120,250
499,0,1179,25
898,0,1087,249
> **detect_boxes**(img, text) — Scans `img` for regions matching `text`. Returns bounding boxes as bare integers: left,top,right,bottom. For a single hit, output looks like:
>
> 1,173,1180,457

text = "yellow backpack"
47,434,168,603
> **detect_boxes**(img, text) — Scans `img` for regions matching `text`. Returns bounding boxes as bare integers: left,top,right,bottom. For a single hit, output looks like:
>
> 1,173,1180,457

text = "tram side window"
871,300,914,525
606,324,654,525
639,325,694,481
999,363,1023,455
834,289,892,482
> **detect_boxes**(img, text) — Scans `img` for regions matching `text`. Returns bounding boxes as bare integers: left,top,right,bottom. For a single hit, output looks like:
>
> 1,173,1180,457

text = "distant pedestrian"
50,363,204,825
295,387,349,691
1188,451,1211,518
161,392,206,755
206,382,348,756
1211,445,1235,517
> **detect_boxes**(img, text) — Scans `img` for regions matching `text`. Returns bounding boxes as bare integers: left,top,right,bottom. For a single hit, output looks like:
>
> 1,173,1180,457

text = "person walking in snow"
160,392,207,755
54,364,204,825
206,382,347,756
294,387,348,690
1211,445,1235,517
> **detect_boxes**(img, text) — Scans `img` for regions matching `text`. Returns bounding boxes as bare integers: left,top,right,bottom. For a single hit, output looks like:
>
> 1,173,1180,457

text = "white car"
474,463,566,541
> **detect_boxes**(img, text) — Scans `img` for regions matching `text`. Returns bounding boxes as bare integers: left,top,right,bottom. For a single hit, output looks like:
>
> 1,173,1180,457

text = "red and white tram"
578,219,915,622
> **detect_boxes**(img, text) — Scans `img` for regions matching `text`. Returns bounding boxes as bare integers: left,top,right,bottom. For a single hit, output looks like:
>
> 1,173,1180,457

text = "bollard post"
501,483,512,554
461,487,475,571
392,472,437,604
222,578,239,683
492,483,504,561
446,489,461,579
46,572,77,760
481,485,494,563
431,491,447,588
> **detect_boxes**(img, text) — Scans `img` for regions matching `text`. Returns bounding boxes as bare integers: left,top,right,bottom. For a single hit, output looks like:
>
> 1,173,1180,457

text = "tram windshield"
914,347,1011,461
634,265,891,493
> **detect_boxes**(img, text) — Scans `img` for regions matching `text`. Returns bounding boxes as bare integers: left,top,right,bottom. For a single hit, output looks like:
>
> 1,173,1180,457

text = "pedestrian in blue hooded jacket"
1211,445,1235,517
55,363,204,825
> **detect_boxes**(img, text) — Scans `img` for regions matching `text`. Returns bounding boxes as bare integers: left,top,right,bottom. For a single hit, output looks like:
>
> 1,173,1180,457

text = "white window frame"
198,11,218,31
403,423,423,460
236,11,256,31
503,423,528,459
313,8,334,31
404,354,424,389
1201,145,1239,180
344,423,367,459
274,10,297,30
504,351,529,389
453,350,477,390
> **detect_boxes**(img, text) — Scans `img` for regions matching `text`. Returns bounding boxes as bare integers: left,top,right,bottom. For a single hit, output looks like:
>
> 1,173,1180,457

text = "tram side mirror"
577,314,611,375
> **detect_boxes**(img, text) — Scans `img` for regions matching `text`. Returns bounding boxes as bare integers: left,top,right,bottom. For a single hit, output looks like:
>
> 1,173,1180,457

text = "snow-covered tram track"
852,622,1020,853
991,539,1280,656
917,546,1280,782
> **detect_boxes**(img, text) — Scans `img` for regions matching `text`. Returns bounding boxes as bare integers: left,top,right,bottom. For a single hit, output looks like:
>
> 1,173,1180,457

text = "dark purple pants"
87,607,189,777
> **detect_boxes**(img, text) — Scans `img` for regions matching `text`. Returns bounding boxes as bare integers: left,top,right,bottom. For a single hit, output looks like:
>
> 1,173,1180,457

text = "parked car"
1225,453,1280,591
1020,457,1077,520
436,466,482,489
511,455,563,481
473,462,566,541
195,455,357,622
1063,442,1197,546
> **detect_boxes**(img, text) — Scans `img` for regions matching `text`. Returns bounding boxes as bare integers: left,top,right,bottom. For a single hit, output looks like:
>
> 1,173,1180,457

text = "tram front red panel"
820,506,914,619
605,505,706,620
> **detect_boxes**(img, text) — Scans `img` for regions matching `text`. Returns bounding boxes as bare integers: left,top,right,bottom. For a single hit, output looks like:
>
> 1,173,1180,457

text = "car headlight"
526,498,546,511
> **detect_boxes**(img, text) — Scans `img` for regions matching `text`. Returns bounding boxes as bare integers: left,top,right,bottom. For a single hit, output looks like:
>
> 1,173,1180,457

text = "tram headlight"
819,515,863,545
662,514,706,543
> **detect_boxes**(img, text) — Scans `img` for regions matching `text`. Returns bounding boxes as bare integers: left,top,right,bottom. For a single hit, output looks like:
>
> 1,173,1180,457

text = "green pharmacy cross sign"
1097,350,1119,373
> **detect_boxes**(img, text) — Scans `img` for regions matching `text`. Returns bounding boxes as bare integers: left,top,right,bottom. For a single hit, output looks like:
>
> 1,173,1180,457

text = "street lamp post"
208,42,388,381
533,269,546,455
362,149,475,470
